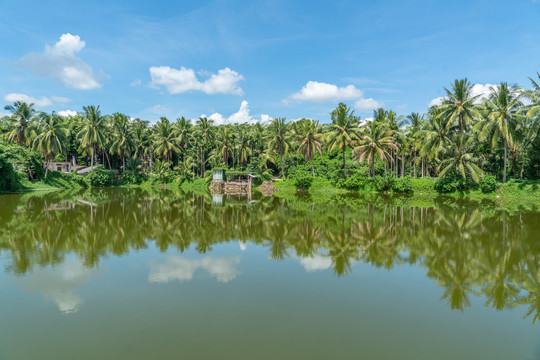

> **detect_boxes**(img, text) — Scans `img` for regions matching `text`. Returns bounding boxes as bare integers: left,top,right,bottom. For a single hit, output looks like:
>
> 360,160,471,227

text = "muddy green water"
0,188,539,359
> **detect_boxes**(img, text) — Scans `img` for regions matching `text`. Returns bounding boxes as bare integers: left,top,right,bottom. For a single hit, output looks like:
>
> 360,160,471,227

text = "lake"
0,188,539,359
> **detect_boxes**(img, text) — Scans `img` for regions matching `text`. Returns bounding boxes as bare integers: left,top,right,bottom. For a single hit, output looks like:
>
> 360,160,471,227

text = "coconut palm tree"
215,126,233,165
194,117,214,177
77,105,107,168
438,135,484,183
438,78,480,133
33,112,68,178
266,117,290,178
325,103,361,177
4,101,37,146
153,117,179,162
174,116,192,150
293,119,324,177
352,120,397,179
110,113,135,172
475,83,523,182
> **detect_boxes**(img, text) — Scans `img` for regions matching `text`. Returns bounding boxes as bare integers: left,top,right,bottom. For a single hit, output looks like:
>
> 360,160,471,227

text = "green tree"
110,113,135,172
77,105,107,168
325,103,361,177
4,101,37,146
266,117,290,177
293,119,323,177
352,120,397,179
438,79,480,133
33,112,68,178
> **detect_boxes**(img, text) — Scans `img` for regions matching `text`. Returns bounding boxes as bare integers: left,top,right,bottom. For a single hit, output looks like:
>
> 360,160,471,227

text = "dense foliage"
2,76,540,193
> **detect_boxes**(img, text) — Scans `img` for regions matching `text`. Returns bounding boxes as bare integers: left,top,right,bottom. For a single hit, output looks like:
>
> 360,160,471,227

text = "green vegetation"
2,76,540,199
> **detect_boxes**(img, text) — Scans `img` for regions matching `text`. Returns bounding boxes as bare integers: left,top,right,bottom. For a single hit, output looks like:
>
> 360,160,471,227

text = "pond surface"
0,188,539,359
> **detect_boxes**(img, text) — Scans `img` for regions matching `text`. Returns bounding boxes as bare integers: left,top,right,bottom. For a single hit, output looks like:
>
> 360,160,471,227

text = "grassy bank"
268,177,540,212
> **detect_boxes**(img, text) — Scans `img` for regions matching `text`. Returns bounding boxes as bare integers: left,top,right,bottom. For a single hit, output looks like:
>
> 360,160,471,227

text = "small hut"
210,169,256,194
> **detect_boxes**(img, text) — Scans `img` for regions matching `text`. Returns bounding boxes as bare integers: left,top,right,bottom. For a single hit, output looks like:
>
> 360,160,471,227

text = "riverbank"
269,177,540,213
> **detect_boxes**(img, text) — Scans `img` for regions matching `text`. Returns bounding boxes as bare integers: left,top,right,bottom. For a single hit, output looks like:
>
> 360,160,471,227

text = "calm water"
0,188,539,359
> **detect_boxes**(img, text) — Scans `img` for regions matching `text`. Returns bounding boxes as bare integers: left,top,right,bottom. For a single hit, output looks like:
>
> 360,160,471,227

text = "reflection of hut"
210,170,256,194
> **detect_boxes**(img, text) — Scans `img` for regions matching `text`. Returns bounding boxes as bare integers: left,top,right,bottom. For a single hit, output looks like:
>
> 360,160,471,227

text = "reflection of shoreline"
149,256,242,284
15,259,93,314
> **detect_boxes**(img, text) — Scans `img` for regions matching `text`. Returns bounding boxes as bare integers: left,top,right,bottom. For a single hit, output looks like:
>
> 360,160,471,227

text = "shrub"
392,176,413,193
85,166,115,187
374,177,395,192
343,173,367,191
434,177,457,193
0,154,20,192
119,171,147,185
293,172,314,191
480,175,498,193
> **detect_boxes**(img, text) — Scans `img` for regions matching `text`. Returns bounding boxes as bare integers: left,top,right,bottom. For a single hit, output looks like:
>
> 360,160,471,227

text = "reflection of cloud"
296,255,332,272
15,259,93,314
238,242,247,251
149,255,241,284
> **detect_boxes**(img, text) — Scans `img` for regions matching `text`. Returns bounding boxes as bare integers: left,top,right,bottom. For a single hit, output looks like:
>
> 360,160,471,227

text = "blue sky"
1,0,539,123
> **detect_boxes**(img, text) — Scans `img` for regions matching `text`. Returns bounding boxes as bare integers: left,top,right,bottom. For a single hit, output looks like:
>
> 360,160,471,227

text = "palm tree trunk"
421,158,424,178
45,159,50,178
342,148,347,177
311,158,315,177
503,140,508,182
413,153,416,177
401,155,405,178
280,152,285,178
91,147,95,168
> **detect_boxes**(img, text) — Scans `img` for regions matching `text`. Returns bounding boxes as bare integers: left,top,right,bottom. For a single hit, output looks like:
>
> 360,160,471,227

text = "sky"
1,0,539,124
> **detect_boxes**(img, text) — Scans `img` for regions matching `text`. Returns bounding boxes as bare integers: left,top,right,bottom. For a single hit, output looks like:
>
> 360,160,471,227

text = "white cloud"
285,81,383,112
296,255,332,272
17,33,104,90
429,83,498,108
354,98,383,111
204,101,272,125
149,255,241,284
14,259,93,314
4,93,52,107
4,93,72,107
152,104,171,113
149,66,244,95
58,110,77,117
130,79,142,87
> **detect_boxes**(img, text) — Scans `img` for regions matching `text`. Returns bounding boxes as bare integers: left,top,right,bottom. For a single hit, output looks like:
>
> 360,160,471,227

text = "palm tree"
293,119,324,177
33,112,68,178
352,120,397,179
476,83,523,182
77,105,107,168
438,135,484,183
216,126,233,165
4,101,37,146
194,117,214,177
325,103,361,177
266,117,290,177
153,117,179,162
174,116,192,150
420,111,451,160
110,113,135,172
438,79,480,133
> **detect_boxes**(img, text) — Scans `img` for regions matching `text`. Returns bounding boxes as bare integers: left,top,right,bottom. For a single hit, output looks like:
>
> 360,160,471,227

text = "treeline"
1,76,540,190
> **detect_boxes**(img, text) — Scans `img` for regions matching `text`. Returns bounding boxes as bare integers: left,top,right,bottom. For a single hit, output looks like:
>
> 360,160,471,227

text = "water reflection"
1,188,539,323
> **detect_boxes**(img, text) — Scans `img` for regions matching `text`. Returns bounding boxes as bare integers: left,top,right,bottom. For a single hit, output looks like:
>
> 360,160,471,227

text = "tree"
194,117,214,177
476,83,523,182
438,79,480,133
78,105,107,168
293,119,324,177
110,113,135,172
266,117,290,177
352,120,397,179
326,103,361,177
4,101,37,146
33,112,68,178
153,117,179,162
438,135,484,183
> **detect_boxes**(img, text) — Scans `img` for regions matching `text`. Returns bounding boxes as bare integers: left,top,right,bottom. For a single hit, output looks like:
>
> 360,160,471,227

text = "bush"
374,177,395,192
119,171,147,185
0,154,20,192
392,176,413,193
293,172,314,191
480,175,498,193
434,177,457,193
343,173,367,191
85,166,115,187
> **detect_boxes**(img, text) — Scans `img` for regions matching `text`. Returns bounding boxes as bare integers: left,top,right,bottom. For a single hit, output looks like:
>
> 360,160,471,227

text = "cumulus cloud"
429,83,498,108
14,259,93,314
285,81,383,111
295,255,332,272
149,66,244,95
204,101,272,125
149,255,241,284
58,110,77,117
17,33,104,90
4,93,71,107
